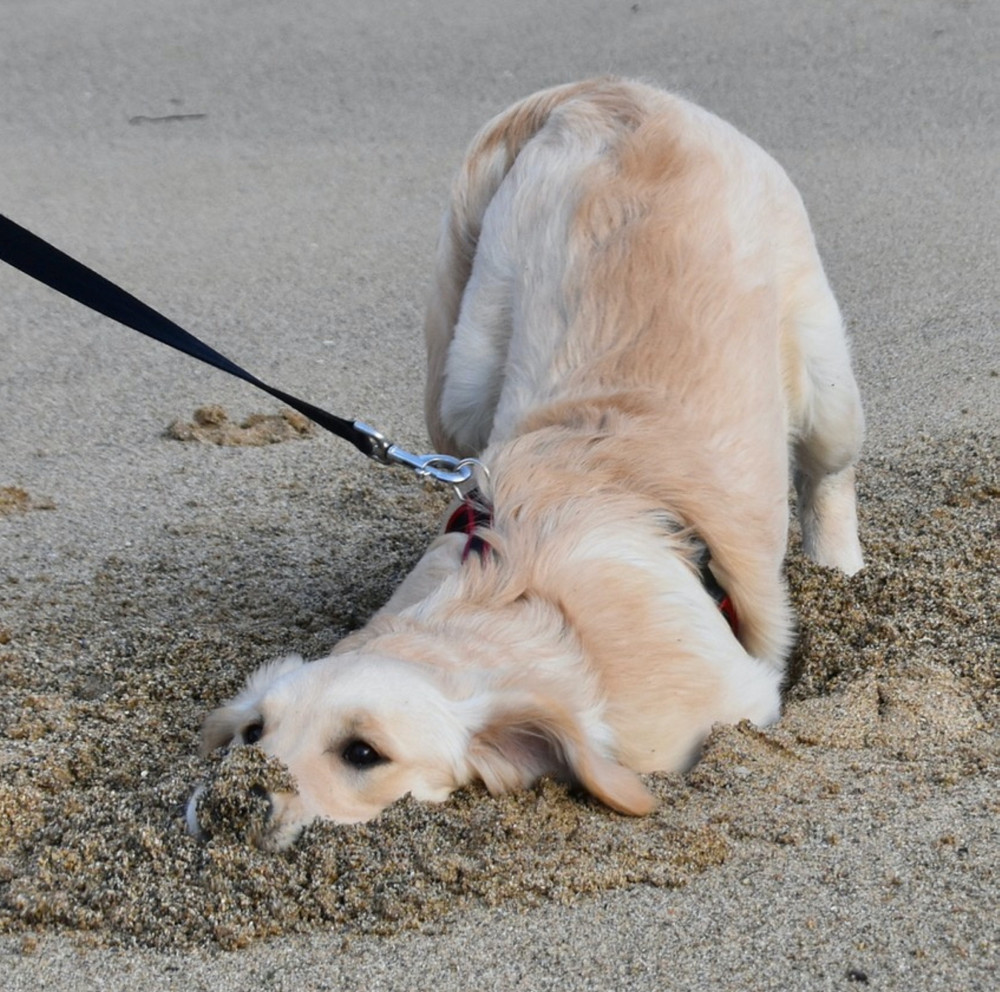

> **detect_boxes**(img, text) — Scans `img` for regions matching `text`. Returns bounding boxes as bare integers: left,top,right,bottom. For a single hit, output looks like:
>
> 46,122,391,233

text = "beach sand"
1,1,997,988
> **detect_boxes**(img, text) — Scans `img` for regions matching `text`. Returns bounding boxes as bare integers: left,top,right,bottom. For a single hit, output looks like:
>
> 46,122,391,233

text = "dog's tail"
424,76,638,452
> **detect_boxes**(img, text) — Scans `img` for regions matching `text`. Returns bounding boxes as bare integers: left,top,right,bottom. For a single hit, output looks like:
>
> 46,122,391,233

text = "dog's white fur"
188,78,864,850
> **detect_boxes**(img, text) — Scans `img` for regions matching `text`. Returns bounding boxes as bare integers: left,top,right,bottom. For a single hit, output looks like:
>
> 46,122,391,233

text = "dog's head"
188,651,655,849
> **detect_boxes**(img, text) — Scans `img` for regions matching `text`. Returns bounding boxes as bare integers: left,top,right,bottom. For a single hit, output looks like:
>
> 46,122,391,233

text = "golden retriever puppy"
188,77,864,850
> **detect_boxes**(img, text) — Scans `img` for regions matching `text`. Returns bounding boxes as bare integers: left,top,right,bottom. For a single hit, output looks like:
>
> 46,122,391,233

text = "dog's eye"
341,739,385,769
243,719,265,745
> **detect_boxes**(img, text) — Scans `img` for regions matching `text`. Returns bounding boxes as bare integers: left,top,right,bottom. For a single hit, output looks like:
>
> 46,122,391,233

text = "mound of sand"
166,406,315,446
0,431,995,950
0,488,55,517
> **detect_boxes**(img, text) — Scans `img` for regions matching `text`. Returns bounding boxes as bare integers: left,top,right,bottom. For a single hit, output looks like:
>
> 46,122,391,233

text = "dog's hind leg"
785,261,865,575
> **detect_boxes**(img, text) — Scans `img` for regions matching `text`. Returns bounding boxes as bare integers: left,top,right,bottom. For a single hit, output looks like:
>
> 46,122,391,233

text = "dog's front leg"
376,532,467,616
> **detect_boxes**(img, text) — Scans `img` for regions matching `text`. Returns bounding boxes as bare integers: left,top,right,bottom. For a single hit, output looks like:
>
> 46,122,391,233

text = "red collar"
445,494,739,637
444,493,494,562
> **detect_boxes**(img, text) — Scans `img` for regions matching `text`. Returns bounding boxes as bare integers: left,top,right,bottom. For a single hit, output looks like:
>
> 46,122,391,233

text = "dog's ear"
199,704,246,756
241,654,306,695
467,691,656,816
199,654,306,757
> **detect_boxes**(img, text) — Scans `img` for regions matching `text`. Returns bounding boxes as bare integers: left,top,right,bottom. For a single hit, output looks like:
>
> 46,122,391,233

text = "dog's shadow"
158,469,450,689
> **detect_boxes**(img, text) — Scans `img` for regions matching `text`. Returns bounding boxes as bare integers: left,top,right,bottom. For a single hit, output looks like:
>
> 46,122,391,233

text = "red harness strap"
699,562,740,637
444,495,494,563
720,596,739,636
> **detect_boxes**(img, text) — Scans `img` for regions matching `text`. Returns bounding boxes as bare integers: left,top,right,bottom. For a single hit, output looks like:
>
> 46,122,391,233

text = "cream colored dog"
188,78,864,849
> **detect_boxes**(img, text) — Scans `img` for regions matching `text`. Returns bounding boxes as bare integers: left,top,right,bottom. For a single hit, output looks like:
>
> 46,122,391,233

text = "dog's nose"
250,784,273,817
185,782,276,842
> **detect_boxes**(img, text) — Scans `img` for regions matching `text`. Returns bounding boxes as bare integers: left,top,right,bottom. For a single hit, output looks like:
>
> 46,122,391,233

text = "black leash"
1,215,740,632
0,213,476,488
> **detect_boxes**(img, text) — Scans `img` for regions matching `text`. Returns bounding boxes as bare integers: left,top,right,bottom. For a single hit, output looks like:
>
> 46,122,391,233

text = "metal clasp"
354,421,484,493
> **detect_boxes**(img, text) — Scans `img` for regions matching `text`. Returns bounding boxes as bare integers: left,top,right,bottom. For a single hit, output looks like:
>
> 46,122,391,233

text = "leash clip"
353,421,482,491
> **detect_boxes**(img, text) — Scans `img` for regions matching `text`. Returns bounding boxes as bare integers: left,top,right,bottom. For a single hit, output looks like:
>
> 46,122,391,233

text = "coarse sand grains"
0,430,995,950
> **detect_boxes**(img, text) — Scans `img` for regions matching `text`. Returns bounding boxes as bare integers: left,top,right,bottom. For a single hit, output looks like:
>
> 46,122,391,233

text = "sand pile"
0,488,55,517
0,431,995,951
166,406,315,446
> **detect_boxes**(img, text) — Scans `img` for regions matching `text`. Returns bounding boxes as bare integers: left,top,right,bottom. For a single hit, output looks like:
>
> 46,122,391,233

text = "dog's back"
425,77,850,663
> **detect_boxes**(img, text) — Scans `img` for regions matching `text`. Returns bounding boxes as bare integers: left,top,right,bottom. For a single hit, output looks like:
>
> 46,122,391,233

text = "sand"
0,430,996,987
0,429,996,958
1,0,997,988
